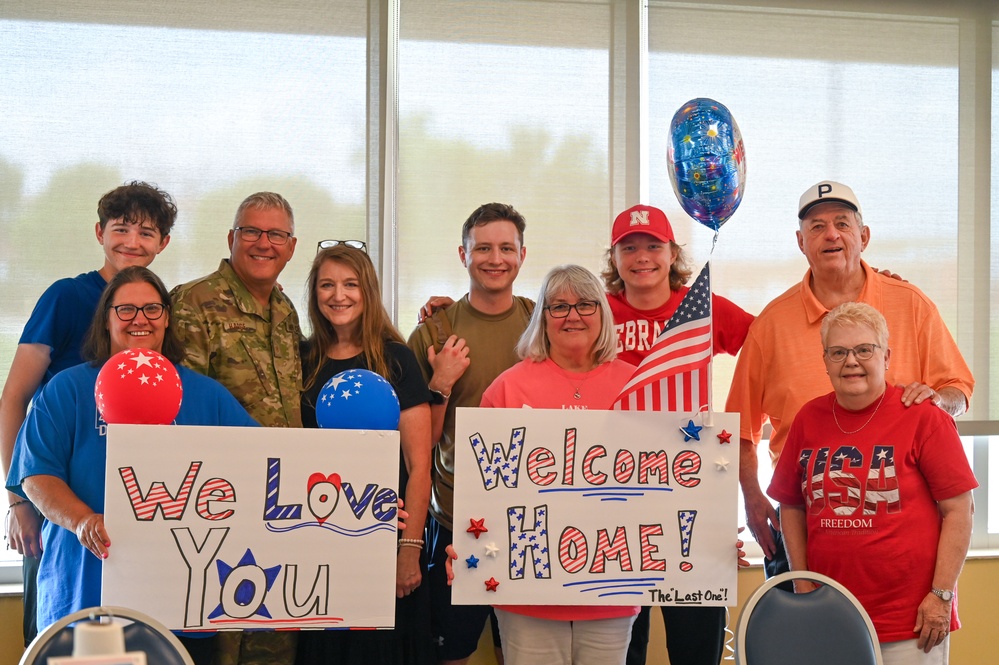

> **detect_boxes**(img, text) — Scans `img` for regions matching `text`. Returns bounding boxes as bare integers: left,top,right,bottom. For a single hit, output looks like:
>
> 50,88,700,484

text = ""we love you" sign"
102,424,400,631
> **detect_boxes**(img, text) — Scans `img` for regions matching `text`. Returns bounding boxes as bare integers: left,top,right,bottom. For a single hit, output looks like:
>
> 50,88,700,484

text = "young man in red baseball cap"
602,203,754,665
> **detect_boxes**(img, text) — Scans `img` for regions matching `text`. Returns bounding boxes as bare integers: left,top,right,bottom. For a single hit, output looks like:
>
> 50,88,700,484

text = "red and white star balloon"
95,349,182,425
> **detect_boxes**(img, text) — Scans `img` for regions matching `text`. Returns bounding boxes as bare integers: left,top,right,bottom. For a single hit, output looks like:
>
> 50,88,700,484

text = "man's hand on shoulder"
871,266,906,282
419,296,456,323
426,334,470,396
898,383,967,417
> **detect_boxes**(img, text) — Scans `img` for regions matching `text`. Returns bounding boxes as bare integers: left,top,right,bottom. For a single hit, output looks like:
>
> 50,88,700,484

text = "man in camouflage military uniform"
170,191,302,665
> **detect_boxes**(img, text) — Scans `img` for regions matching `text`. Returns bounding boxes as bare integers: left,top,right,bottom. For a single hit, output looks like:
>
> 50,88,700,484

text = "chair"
735,571,883,665
19,606,195,665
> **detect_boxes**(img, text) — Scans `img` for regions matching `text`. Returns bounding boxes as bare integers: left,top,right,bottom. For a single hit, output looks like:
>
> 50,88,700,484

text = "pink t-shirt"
481,357,640,622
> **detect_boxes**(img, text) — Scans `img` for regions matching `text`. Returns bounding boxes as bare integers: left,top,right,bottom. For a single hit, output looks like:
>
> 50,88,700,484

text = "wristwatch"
931,588,954,602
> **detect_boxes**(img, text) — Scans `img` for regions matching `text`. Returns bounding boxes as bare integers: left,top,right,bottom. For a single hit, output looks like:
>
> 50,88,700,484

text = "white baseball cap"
798,181,863,219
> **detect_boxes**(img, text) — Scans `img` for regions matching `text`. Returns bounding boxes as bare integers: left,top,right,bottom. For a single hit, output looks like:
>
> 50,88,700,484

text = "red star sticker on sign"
467,518,488,539
484,577,500,592
717,429,733,444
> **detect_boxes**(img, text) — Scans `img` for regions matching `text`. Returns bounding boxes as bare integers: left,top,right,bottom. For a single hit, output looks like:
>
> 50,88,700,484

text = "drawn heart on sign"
307,472,342,524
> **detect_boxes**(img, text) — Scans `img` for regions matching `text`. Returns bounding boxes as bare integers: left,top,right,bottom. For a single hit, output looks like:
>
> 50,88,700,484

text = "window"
0,0,367,575
649,0,995,550
648,1,963,409
397,0,616,335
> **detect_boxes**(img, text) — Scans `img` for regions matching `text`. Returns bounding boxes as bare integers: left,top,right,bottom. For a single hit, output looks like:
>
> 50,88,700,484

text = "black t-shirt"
300,339,433,428
300,339,433,497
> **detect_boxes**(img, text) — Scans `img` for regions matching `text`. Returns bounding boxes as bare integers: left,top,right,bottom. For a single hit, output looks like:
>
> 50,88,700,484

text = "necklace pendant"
573,390,581,400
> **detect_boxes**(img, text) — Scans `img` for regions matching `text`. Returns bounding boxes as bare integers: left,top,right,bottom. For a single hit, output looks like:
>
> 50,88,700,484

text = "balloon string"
711,229,719,255
723,606,735,660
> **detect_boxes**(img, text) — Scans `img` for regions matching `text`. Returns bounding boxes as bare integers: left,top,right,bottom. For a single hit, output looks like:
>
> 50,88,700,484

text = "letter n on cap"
818,183,833,198
630,210,650,227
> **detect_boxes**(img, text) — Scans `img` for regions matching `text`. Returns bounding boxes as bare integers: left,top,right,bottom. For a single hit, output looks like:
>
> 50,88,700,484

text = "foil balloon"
668,98,746,231
95,349,183,425
316,368,401,431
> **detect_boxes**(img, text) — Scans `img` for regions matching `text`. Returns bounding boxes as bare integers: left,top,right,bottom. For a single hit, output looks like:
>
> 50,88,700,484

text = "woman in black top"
298,243,434,665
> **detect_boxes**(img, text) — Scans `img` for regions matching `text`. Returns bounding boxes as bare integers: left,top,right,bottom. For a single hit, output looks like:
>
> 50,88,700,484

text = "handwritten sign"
102,424,400,631
452,408,739,606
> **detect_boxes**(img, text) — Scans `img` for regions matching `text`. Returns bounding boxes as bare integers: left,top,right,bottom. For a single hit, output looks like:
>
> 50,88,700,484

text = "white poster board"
453,408,739,607
103,424,400,631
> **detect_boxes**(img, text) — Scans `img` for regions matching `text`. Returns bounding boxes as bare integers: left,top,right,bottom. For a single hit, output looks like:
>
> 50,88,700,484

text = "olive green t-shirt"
407,294,533,530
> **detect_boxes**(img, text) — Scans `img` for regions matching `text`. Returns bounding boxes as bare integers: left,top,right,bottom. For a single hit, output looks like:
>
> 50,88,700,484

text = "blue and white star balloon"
316,369,401,430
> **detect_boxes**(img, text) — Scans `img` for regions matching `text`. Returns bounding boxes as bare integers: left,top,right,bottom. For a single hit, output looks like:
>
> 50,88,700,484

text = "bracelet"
430,388,451,401
398,538,425,545
398,542,424,550
9,499,31,509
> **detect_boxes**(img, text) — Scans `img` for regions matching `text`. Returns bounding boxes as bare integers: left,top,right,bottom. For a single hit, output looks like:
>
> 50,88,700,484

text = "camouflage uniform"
170,258,301,665
170,259,302,428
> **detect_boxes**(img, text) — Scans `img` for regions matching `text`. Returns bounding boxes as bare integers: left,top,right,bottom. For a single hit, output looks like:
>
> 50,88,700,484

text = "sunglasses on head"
317,239,366,253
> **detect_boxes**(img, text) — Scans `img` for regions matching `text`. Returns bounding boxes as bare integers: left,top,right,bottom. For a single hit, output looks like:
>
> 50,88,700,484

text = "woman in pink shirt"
479,264,638,665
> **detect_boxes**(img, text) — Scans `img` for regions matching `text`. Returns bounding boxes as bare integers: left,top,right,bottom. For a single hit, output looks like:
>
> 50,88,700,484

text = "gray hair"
233,192,295,232
516,264,617,364
821,301,888,349
799,204,863,231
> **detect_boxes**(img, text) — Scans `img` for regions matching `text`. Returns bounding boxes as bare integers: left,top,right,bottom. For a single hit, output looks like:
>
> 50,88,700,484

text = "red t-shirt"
768,384,977,642
607,289,753,367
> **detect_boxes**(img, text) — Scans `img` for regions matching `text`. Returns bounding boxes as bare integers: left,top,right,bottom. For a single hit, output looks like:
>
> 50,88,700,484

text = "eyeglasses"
317,239,367,252
544,301,599,318
824,343,880,363
234,226,294,245
110,303,167,321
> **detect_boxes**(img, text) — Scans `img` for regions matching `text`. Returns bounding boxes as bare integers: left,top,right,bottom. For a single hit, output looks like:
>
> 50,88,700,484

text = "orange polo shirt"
726,260,973,466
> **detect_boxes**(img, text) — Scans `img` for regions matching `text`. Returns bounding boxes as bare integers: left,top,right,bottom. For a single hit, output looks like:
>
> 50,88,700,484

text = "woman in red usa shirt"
768,302,975,665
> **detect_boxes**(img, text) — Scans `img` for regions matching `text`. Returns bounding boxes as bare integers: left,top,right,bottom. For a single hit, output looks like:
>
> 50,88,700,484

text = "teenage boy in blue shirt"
0,181,175,645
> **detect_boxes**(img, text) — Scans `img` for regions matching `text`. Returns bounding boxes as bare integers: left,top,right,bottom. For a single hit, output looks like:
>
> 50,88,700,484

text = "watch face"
935,589,953,601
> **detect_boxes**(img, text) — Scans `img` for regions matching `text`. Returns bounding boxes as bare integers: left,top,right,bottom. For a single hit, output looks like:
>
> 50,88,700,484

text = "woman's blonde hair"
820,301,889,349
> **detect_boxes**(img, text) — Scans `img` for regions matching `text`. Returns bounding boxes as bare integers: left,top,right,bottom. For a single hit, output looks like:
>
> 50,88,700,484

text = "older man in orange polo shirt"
727,180,973,583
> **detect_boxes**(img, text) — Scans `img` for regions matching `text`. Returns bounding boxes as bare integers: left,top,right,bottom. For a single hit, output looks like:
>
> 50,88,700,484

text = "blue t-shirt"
19,271,107,390
6,362,258,631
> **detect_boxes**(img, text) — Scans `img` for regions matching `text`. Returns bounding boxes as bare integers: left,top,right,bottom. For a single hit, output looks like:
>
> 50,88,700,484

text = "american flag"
614,263,712,412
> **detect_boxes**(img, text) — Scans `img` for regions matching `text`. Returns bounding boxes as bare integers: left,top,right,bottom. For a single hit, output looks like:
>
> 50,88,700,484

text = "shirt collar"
799,259,876,324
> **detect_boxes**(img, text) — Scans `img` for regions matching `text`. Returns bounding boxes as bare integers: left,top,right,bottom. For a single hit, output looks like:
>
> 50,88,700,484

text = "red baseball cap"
611,204,675,245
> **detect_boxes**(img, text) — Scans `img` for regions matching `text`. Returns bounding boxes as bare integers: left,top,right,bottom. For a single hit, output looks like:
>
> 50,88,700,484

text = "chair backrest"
19,606,195,665
735,571,883,665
